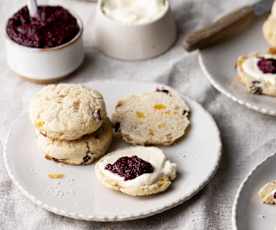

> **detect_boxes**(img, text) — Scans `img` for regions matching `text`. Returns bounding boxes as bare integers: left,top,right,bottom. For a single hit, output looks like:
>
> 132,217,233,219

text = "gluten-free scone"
30,84,107,141
95,146,176,196
112,88,190,146
38,119,113,165
235,53,276,96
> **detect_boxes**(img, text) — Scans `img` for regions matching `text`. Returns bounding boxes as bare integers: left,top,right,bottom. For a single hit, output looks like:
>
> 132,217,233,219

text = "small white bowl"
5,10,84,83
94,0,177,61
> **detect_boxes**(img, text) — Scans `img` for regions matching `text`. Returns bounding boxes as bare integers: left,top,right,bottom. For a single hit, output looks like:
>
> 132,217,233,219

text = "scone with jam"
95,146,176,196
236,52,276,96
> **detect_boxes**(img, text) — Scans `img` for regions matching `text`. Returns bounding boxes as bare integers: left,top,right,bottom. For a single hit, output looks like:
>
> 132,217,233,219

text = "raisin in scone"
30,84,107,141
95,146,176,196
38,119,113,165
258,181,276,205
112,88,190,146
236,53,276,96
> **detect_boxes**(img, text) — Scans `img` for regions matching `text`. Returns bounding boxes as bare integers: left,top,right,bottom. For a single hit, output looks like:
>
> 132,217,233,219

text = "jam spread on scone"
6,6,79,48
105,155,154,180
257,58,276,74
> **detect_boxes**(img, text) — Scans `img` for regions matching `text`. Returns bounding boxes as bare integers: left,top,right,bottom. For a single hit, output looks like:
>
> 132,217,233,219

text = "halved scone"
95,146,176,196
258,181,276,205
235,52,276,96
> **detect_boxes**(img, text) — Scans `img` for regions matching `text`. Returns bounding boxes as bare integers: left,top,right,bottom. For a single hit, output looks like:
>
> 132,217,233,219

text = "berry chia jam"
105,155,154,181
6,6,80,48
257,57,276,74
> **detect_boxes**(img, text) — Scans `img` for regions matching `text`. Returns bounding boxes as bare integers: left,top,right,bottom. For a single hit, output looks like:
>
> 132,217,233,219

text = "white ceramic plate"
4,81,221,221
233,152,276,230
199,17,276,115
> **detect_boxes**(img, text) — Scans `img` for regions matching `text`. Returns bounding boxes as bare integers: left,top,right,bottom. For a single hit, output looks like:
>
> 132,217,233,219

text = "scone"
38,119,113,165
263,15,276,47
30,84,107,141
95,146,176,196
112,88,190,146
258,181,276,205
235,53,276,96
263,1,276,47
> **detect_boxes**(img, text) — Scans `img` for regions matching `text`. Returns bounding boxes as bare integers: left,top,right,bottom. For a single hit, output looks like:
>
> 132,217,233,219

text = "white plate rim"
198,53,276,116
3,80,222,222
232,151,276,230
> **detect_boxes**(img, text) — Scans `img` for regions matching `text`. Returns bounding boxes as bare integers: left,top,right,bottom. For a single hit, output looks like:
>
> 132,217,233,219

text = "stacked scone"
30,84,112,165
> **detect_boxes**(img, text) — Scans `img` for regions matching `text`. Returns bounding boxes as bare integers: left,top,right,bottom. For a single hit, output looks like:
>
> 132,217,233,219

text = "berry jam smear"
105,155,154,181
6,6,80,48
257,57,276,74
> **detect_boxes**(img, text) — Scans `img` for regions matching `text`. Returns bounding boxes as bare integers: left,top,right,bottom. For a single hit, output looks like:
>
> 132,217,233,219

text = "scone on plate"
38,119,113,165
112,88,190,146
263,2,276,47
30,84,107,141
95,146,176,196
235,53,276,96
258,181,276,205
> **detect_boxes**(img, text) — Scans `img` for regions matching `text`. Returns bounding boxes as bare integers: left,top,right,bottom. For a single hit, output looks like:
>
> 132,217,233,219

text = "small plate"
233,152,276,230
4,81,221,221
199,17,276,116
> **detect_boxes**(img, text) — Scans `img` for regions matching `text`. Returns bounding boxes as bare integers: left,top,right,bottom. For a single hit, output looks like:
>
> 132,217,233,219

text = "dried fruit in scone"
258,181,276,205
95,146,177,196
38,119,113,165
30,84,107,141
235,53,276,96
112,88,190,146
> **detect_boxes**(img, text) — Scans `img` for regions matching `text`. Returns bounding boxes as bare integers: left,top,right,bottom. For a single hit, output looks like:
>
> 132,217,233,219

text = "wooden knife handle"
182,6,257,52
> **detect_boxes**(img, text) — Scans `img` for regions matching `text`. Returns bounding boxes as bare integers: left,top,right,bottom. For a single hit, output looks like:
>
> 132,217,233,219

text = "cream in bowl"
95,0,177,61
101,0,168,25
5,5,84,83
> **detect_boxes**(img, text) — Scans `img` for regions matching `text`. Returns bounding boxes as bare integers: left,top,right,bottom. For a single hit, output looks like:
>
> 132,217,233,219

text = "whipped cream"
97,146,176,188
242,54,276,85
101,0,168,25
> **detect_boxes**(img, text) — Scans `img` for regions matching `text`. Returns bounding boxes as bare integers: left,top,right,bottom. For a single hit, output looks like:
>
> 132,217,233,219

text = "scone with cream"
112,88,190,146
235,53,276,96
30,84,107,141
258,181,276,205
38,119,113,165
95,146,176,196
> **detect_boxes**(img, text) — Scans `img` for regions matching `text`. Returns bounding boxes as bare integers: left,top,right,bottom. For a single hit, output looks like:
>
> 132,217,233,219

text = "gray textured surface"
1,0,275,229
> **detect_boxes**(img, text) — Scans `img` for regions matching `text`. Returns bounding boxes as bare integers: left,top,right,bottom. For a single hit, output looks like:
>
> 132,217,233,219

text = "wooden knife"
183,0,274,52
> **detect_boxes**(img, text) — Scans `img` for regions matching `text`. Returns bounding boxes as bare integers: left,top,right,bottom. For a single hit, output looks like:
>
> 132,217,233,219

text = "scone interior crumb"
112,90,190,145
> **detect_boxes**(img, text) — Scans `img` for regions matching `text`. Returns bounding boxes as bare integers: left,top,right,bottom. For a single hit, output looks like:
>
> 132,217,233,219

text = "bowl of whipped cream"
95,0,177,61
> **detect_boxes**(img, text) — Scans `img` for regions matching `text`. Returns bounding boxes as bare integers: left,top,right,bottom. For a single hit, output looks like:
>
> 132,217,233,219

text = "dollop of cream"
242,54,276,85
101,0,168,25
97,146,176,188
